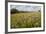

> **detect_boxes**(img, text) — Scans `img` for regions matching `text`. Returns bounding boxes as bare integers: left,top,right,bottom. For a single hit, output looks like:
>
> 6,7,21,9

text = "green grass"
11,12,41,28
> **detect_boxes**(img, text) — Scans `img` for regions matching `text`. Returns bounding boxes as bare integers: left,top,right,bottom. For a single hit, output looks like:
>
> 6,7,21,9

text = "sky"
10,5,41,11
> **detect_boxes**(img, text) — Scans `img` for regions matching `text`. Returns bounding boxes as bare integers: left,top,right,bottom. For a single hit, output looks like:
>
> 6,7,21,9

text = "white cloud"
11,5,41,11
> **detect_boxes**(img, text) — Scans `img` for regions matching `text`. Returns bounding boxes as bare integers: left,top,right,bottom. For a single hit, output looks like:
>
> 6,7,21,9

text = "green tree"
11,8,19,14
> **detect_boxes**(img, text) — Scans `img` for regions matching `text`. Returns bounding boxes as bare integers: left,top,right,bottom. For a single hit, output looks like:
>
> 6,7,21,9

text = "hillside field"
11,12,41,28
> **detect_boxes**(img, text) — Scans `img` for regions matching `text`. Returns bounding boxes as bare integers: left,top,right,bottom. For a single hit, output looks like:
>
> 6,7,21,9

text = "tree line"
11,8,41,14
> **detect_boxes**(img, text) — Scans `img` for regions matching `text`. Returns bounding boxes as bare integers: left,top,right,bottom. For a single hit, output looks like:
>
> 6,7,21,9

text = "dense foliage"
11,9,19,14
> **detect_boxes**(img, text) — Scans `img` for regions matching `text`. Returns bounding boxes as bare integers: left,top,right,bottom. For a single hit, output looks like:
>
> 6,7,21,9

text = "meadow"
11,12,41,28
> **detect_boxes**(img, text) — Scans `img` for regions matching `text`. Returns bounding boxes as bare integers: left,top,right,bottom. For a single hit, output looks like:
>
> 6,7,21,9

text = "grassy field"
11,12,41,28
